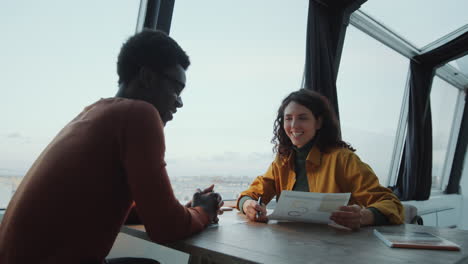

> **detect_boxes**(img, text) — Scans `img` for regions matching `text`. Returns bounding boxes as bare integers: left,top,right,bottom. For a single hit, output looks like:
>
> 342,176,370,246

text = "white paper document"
268,191,351,224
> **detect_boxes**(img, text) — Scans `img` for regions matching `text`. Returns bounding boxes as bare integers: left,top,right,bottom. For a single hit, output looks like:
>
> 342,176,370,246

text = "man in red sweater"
0,30,222,264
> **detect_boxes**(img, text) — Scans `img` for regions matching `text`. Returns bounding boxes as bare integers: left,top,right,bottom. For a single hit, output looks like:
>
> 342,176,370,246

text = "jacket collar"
277,145,322,168
306,145,321,168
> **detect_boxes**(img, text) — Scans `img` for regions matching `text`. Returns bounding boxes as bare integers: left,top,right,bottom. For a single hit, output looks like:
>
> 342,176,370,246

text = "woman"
237,89,404,229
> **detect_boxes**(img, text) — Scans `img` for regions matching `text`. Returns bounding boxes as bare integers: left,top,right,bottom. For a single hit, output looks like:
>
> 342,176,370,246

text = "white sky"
0,1,467,186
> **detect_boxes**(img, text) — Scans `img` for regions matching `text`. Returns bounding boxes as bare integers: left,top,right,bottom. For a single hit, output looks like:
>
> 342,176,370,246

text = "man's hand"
184,184,215,207
243,199,267,222
191,188,223,223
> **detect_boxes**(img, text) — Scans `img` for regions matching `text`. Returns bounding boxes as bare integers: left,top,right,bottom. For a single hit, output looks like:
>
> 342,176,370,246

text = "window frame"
349,10,468,191
439,87,466,191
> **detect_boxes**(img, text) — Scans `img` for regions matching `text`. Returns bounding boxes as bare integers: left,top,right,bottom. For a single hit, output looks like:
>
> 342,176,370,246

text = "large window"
361,0,468,48
166,1,308,201
337,26,409,186
0,1,139,208
430,76,459,189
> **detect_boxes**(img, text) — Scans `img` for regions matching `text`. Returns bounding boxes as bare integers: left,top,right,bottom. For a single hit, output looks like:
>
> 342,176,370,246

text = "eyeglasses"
157,71,184,107
158,71,186,92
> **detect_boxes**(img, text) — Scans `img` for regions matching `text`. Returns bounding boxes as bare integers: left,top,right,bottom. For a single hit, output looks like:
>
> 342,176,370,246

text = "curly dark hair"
272,89,355,158
117,29,190,85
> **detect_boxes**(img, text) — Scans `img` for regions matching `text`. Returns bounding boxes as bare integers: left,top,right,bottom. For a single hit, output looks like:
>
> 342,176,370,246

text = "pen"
256,196,263,219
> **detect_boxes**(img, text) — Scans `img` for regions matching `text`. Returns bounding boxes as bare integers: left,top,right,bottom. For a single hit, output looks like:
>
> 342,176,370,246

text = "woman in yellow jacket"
237,89,404,229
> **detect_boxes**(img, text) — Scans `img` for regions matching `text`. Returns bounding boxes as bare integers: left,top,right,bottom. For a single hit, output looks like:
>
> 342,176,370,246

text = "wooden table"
121,210,468,264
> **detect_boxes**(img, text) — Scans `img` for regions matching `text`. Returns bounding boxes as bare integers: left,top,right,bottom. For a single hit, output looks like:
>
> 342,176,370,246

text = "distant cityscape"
170,175,255,203
0,174,444,208
0,174,255,208
0,175,23,208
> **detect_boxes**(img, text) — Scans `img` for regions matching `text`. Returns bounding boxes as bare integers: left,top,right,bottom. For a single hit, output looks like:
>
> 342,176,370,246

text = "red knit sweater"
0,98,209,264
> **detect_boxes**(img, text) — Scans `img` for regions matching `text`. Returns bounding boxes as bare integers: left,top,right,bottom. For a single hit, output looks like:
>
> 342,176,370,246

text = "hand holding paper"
330,204,362,230
268,191,351,224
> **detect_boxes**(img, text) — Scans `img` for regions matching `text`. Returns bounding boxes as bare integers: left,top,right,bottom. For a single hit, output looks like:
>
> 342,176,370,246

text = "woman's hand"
330,204,371,230
243,199,268,222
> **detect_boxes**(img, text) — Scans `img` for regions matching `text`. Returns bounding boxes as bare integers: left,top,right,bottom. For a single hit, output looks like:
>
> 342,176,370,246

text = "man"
0,30,222,264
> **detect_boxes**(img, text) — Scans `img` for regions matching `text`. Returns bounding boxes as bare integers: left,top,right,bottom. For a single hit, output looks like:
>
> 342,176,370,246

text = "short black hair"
117,30,190,85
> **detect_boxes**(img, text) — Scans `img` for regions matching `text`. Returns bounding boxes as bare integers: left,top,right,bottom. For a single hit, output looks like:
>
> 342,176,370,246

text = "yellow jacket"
237,146,404,224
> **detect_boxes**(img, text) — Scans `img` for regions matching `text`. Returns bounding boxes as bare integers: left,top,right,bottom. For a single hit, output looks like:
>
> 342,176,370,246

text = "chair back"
404,204,423,225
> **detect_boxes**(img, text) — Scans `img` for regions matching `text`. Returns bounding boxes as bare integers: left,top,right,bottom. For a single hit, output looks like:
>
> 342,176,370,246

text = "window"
0,1,139,208
430,76,459,189
166,1,308,201
361,0,468,48
337,26,409,186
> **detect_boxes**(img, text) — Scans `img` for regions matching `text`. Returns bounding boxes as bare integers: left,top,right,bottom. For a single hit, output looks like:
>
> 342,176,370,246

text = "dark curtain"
446,91,468,194
143,0,160,30
143,0,175,34
394,32,468,200
303,0,366,121
155,0,175,34
393,62,434,201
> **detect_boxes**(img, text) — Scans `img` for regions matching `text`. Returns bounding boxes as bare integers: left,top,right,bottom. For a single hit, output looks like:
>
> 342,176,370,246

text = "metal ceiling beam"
435,64,468,89
421,24,468,54
350,10,468,90
350,10,419,58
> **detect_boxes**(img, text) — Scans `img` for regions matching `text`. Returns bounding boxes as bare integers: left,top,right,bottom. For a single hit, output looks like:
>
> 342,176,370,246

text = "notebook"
374,229,461,251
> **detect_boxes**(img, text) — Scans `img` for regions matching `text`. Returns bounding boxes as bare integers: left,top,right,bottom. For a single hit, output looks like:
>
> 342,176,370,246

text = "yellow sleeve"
338,151,405,225
236,161,279,210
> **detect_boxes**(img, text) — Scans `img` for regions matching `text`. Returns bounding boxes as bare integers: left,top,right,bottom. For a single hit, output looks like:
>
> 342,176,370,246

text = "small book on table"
374,229,461,251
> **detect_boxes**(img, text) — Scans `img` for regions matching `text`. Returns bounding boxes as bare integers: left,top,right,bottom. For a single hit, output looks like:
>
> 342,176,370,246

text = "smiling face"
283,101,322,148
